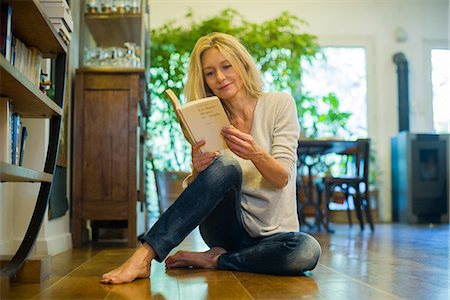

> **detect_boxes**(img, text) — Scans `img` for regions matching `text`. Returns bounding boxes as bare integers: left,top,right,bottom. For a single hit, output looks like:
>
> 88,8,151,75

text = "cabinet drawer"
83,74,131,90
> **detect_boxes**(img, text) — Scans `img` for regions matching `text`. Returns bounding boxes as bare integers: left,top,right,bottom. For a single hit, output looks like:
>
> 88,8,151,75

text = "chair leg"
363,196,375,232
344,187,353,227
322,184,334,232
354,189,364,230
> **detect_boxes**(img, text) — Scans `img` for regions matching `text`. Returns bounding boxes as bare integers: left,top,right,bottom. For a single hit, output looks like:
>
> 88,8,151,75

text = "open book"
165,89,231,153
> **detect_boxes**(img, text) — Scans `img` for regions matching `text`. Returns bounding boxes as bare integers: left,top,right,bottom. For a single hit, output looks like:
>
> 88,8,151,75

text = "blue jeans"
141,156,322,275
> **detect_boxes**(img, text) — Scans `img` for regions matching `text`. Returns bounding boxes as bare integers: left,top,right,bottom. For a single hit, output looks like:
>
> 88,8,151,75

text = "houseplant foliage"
148,8,351,171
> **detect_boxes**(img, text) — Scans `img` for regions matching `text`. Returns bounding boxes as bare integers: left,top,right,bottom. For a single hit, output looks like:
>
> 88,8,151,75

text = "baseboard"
34,233,73,256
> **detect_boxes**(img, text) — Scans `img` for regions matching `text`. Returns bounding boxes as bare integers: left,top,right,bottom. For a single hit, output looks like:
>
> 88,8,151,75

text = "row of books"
0,98,28,166
41,0,74,45
1,3,43,88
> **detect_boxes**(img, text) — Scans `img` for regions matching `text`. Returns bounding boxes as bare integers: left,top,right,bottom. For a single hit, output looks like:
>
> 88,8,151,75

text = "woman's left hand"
222,126,289,188
221,126,262,161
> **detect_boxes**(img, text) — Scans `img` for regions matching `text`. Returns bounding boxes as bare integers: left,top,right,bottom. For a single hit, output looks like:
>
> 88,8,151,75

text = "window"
431,49,450,133
301,47,368,138
300,47,369,210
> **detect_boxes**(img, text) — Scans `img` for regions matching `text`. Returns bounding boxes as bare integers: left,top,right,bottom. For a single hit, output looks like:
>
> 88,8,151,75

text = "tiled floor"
4,224,450,299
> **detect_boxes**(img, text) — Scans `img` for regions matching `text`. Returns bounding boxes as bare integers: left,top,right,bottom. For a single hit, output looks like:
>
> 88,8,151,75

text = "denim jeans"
141,156,322,275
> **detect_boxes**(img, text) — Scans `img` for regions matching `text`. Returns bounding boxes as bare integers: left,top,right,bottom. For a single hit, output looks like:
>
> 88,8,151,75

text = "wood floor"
3,224,450,299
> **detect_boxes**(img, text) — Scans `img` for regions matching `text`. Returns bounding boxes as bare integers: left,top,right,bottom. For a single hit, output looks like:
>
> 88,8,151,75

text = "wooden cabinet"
0,0,67,277
72,68,148,247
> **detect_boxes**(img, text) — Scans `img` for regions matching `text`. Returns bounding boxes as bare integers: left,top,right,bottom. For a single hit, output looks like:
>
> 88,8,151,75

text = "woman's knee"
286,232,322,273
203,155,242,186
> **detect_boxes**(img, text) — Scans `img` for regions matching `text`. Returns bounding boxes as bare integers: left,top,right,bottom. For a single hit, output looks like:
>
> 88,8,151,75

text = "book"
18,126,28,166
40,0,74,32
11,112,21,164
165,89,231,153
0,97,11,163
0,3,13,62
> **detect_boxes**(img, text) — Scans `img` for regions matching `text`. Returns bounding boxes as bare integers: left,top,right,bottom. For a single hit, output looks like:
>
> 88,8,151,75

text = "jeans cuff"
139,235,165,263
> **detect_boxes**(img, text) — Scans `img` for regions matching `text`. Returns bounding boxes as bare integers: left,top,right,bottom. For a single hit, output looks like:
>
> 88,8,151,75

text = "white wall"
149,0,449,222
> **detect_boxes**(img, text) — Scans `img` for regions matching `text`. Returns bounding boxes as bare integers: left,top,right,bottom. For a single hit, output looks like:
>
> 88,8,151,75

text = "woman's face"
201,48,245,101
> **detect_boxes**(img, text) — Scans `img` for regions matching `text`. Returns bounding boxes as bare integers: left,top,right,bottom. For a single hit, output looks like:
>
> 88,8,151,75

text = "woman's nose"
216,70,226,81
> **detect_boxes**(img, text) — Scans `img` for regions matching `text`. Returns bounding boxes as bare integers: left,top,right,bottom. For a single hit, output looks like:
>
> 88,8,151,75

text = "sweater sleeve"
271,93,300,180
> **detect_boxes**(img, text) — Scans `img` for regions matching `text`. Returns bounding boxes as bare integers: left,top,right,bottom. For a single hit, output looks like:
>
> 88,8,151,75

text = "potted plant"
146,8,356,214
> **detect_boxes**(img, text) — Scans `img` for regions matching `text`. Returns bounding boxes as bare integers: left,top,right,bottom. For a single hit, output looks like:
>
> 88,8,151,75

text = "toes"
100,277,112,284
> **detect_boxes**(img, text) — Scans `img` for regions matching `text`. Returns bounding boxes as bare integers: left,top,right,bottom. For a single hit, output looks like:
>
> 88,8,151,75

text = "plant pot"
154,170,190,214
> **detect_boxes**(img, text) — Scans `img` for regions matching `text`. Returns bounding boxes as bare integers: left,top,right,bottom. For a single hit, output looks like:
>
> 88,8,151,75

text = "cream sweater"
224,92,300,237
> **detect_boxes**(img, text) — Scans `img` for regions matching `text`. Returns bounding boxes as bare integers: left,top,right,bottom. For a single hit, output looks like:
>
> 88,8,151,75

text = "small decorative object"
124,0,132,13
116,0,125,13
86,0,99,14
39,70,51,94
101,0,112,14
131,0,140,13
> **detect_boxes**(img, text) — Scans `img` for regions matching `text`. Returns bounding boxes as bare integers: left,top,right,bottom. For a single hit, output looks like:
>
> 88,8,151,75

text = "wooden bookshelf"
0,0,68,279
0,162,52,183
0,56,62,118
3,0,67,56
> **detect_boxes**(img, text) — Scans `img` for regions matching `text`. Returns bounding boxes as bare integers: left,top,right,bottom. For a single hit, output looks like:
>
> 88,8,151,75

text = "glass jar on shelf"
86,0,99,14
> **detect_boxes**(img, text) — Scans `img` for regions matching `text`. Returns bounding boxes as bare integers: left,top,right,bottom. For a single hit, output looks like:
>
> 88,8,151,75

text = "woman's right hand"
191,141,220,173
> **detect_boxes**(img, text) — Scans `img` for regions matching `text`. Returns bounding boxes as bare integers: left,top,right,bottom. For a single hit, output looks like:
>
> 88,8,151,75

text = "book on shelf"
41,0,73,45
40,0,74,32
10,37,42,87
18,126,28,166
11,112,21,165
165,89,231,153
0,3,13,62
0,97,11,163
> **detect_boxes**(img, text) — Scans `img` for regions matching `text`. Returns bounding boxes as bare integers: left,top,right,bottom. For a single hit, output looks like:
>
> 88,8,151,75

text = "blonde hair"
184,32,263,101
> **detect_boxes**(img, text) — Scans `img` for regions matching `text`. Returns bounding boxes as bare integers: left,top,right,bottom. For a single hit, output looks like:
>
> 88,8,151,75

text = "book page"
180,97,230,153
165,89,196,145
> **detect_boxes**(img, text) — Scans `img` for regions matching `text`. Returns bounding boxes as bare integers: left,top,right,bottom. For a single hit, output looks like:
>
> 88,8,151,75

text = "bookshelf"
0,0,67,277
0,162,52,183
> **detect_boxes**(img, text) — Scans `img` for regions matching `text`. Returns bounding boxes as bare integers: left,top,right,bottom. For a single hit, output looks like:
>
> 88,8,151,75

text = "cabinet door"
81,89,129,218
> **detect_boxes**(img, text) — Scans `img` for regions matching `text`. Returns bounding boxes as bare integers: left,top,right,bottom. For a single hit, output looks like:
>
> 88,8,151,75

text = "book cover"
0,97,11,163
11,112,20,164
18,126,27,166
165,89,231,153
0,3,13,62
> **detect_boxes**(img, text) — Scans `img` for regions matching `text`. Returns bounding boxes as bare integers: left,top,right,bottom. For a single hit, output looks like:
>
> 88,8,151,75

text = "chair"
318,139,374,231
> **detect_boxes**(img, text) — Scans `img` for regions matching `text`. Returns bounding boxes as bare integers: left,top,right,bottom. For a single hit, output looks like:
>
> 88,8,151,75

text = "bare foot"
165,247,227,269
100,244,155,284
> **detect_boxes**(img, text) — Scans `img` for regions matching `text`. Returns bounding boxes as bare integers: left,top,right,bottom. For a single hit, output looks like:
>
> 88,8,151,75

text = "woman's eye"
223,64,232,69
205,71,214,77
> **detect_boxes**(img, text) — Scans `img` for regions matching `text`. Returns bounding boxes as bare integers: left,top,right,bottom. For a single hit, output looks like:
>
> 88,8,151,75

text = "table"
297,139,360,232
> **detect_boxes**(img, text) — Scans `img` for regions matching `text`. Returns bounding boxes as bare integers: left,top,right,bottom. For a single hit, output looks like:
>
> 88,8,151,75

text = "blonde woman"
101,32,321,284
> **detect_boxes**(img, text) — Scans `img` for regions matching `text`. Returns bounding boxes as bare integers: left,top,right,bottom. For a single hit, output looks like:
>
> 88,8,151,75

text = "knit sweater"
225,92,300,237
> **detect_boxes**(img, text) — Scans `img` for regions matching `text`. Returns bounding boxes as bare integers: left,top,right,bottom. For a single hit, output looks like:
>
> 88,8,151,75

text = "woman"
101,32,321,284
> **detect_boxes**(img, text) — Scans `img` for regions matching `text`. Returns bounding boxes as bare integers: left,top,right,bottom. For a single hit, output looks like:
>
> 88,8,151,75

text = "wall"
0,3,81,257
149,0,449,222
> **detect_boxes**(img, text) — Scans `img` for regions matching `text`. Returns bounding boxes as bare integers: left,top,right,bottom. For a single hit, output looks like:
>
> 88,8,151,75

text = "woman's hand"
191,140,220,173
221,126,262,160
222,126,289,189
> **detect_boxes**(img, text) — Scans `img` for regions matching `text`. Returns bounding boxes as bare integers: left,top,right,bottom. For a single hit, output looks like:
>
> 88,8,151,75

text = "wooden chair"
318,139,374,231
